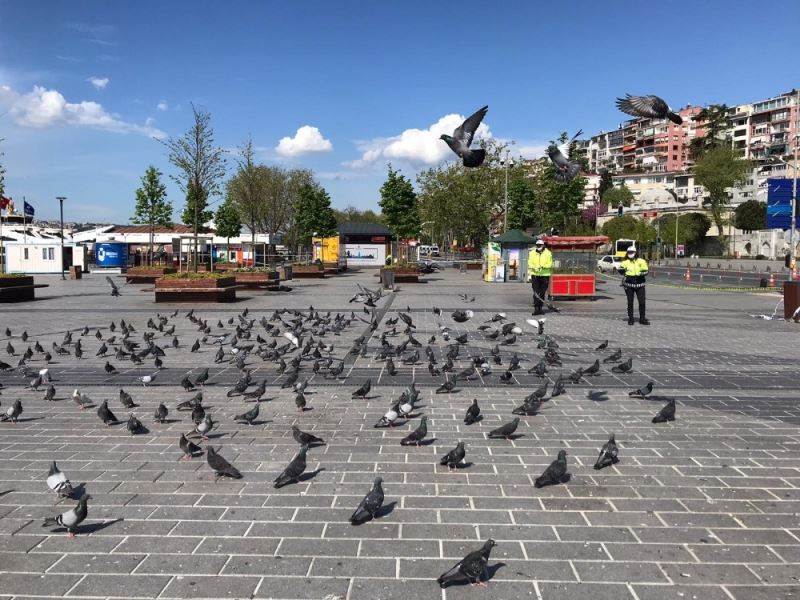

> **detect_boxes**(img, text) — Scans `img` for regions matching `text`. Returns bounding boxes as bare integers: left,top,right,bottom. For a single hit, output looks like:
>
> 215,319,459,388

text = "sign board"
766,178,800,230
677,244,685,257
484,242,503,282
642,211,658,219
95,242,128,267
344,244,385,266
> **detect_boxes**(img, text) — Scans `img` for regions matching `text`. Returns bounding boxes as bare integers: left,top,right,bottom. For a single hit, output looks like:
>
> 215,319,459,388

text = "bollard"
684,269,691,281
768,273,776,288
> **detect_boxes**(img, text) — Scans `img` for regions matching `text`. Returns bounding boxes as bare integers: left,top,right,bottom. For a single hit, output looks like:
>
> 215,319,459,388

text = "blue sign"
766,178,800,230
95,243,128,267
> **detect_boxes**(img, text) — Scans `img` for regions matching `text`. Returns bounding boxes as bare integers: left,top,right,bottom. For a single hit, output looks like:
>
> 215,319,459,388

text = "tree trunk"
251,225,256,267
193,200,199,273
711,202,728,257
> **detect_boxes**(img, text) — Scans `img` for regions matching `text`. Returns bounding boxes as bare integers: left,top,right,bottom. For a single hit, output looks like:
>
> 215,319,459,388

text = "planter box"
550,274,596,298
382,268,420,284
233,271,280,288
126,267,176,284
154,276,237,302
0,276,37,302
292,265,325,278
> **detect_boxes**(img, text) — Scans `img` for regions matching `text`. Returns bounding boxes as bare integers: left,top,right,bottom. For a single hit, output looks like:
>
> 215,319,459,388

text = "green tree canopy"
379,166,420,239
215,198,242,242
533,132,588,232
294,182,338,246
601,215,656,245
597,169,613,200
734,199,767,232
334,205,385,225
132,166,172,227
694,146,751,252
690,104,733,159
655,212,712,247
182,180,213,230
602,185,635,208
506,176,537,230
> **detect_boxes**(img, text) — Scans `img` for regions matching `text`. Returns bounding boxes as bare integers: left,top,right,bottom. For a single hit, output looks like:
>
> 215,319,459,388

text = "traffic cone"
768,273,776,288
684,269,691,281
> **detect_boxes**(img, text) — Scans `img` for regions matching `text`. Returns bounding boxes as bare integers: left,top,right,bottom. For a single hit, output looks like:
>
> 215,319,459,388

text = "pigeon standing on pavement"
488,417,520,439
234,402,260,426
629,381,654,398
464,398,480,425
206,446,242,480
273,445,309,488
127,413,147,435
179,433,203,460
352,379,371,399
42,494,90,538
437,539,497,588
534,450,569,488
652,398,676,423
616,93,683,124
97,400,118,425
1,399,23,423
153,403,168,423
439,105,489,168
46,461,74,498
612,358,633,374
291,425,325,446
440,441,466,471
594,433,619,470
350,477,385,524
400,416,428,446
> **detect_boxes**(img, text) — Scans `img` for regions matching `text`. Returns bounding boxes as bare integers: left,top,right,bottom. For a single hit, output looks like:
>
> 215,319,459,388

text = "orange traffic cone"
684,269,691,281
768,273,776,288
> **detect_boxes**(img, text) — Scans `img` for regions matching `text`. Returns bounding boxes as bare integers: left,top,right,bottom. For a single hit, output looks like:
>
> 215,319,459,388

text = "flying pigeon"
616,93,683,124
273,445,309,488
534,449,569,488
652,398,676,423
292,425,324,446
437,539,496,588
548,129,583,182
594,433,619,470
629,381,654,398
206,446,243,480
43,494,90,538
46,461,74,499
350,477,385,524
464,398,480,425
440,441,466,471
439,106,489,167
179,433,203,460
105,276,120,297
1,399,22,423
488,417,520,439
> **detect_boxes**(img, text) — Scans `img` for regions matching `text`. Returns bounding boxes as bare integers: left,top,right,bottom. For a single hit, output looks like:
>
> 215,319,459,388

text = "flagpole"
23,196,27,247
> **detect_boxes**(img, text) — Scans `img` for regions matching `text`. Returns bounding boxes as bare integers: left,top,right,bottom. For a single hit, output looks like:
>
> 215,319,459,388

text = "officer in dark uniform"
617,246,649,325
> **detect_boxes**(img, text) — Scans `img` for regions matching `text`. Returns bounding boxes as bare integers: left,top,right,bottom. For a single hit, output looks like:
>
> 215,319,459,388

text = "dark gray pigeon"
153,403,168,423
464,398,480,425
595,340,608,351
437,539,496,588
352,379,371,399
127,413,147,435
629,381,654,398
534,449,569,488
652,398,676,423
488,417,520,439
594,433,619,470
612,358,633,374
440,106,488,167
97,400,117,425
179,433,203,460
616,93,682,124
583,359,600,376
400,416,428,446
273,445,308,488
547,130,582,182
350,477,384,524
206,446,242,480
292,425,324,446
440,441,466,470
234,402,260,425
602,349,622,363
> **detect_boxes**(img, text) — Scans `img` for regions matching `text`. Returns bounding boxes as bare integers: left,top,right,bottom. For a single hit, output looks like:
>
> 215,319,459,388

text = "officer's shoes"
533,309,544,316
628,318,635,325
639,318,650,325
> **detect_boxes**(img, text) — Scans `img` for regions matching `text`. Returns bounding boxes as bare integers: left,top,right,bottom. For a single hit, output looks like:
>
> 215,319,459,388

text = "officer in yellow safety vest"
527,239,554,315
617,246,650,325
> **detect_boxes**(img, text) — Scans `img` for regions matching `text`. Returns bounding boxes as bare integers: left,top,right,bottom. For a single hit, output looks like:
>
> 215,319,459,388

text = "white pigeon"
139,372,157,386
46,461,74,499
38,368,50,383
283,332,299,347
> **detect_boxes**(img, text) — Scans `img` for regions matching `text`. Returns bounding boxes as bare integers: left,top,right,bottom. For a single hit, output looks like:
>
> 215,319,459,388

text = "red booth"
543,235,609,299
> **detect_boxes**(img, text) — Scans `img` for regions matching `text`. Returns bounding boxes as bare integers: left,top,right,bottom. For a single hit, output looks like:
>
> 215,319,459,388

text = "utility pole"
57,196,66,280
791,88,799,278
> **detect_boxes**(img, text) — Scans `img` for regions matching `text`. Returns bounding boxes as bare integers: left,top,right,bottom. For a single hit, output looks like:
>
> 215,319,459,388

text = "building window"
24,248,29,260
43,248,48,260
48,248,55,260
673,155,678,160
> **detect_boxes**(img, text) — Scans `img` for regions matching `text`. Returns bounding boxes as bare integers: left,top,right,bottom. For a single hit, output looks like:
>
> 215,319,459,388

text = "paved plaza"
0,268,798,600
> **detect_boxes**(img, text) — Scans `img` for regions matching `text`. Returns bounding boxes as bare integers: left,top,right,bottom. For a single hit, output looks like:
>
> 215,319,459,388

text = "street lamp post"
790,88,799,276
500,152,514,232
56,196,66,280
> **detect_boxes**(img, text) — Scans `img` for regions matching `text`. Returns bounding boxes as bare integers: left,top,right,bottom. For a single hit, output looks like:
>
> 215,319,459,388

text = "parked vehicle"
419,245,440,257
597,255,623,272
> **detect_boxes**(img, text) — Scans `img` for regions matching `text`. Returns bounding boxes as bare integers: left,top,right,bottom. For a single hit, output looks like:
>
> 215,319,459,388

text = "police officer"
617,246,649,325
528,239,553,315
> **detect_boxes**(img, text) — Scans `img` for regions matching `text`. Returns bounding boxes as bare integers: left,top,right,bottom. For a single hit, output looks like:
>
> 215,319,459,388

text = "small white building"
5,241,86,274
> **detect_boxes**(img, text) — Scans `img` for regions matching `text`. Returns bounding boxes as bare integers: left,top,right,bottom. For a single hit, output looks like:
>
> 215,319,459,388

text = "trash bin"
382,269,395,290
784,281,800,320
69,265,82,280
283,265,293,281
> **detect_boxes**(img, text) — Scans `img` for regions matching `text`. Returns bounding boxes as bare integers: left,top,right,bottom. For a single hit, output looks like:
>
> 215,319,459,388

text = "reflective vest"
619,257,648,277
528,249,554,277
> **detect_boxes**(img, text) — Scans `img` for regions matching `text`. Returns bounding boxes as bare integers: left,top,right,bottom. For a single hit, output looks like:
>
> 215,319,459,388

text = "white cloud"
346,113,493,168
87,76,109,90
275,125,333,157
157,100,168,111
517,143,548,160
0,84,165,139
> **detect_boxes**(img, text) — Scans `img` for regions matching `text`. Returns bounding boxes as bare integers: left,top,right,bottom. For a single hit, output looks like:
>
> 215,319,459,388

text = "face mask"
536,245,544,252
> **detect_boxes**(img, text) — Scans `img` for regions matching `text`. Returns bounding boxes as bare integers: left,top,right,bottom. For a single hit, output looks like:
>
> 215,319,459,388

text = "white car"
597,255,623,273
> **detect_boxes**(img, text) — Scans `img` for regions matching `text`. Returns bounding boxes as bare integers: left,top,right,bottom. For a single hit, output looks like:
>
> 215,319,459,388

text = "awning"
542,235,609,250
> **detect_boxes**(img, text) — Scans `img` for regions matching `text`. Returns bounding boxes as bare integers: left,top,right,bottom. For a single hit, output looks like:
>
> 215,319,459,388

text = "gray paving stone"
537,582,635,600
134,554,228,575
251,576,350,600
159,574,261,599
66,574,170,597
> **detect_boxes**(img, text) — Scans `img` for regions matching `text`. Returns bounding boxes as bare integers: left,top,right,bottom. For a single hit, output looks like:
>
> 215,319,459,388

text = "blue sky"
1,1,798,223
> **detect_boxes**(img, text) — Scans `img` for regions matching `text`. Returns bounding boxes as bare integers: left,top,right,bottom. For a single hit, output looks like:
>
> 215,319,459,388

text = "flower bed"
380,265,420,283
154,273,237,302
292,264,325,278
125,266,176,284
231,268,280,288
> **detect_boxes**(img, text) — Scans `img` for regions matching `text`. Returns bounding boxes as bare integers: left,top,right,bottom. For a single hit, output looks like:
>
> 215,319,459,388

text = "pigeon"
551,378,566,398
43,494,90,538
273,445,309,488
139,372,157,386
294,392,307,412
616,93,683,124
652,398,676,423
191,403,206,425
154,403,168,423
528,359,548,378
594,433,619,470
436,377,456,394
629,381,654,398
548,130,582,182
96,343,108,357
0,360,11,371
437,539,497,588
119,388,137,409
179,433,203,460
603,349,622,363
206,446,243,480
1,399,22,423
451,309,473,323
5,342,14,356
292,425,324,446
106,275,120,296
181,375,196,392
527,381,549,402
401,350,419,365
104,361,117,375
352,379,371,399
46,461,74,498
464,398,480,425
512,398,541,415
595,340,608,351
567,368,584,384
190,339,200,353
43,384,56,402
375,402,401,428
127,413,147,435
583,359,600,376
72,389,91,409
400,416,428,446
488,417,520,439
534,449,569,488
177,392,202,410
350,477,385,524
439,105,488,167
192,415,215,441
234,402,260,425
440,441,466,471
97,400,118,425
193,368,209,387
612,358,633,374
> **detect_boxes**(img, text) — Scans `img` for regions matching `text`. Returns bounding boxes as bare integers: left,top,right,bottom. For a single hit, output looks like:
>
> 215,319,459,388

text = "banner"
0,196,9,210
24,200,35,218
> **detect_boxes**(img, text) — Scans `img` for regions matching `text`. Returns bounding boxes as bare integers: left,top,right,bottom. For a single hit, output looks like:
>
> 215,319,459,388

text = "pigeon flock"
0,272,682,589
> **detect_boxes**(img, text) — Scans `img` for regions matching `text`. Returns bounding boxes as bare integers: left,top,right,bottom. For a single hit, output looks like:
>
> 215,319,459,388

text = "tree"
380,166,420,240
214,199,241,261
601,215,656,246
734,199,767,232
581,202,607,229
255,166,313,255
162,104,226,271
655,212,712,253
294,182,337,248
694,146,751,253
225,138,264,261
597,169,614,200
334,205,385,225
602,185,635,209
690,104,732,160
506,176,537,230
131,166,172,266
